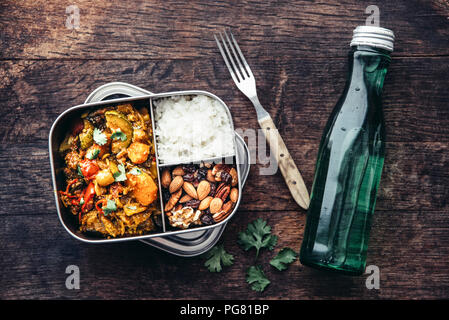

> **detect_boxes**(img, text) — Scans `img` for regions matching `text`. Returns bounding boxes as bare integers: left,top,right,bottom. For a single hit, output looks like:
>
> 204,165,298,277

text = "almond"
183,181,198,199
230,188,238,203
197,180,211,200
230,168,238,186
161,169,172,188
169,175,183,193
172,166,185,176
199,196,213,210
209,198,223,214
179,194,193,203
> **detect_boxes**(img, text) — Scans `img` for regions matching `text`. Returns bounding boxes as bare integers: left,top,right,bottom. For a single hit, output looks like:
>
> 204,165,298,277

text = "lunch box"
49,82,250,256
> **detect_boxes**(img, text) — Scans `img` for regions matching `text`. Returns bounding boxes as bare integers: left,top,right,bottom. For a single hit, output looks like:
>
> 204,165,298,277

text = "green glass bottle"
300,26,395,275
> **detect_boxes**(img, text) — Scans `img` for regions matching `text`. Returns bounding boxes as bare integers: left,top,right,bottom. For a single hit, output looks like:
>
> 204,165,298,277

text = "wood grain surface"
1,0,448,299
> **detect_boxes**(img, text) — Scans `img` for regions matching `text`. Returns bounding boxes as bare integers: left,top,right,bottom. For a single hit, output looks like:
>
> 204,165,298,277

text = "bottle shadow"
300,267,370,299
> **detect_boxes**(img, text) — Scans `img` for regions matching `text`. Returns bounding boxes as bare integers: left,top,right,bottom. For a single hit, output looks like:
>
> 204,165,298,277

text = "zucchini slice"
105,110,133,153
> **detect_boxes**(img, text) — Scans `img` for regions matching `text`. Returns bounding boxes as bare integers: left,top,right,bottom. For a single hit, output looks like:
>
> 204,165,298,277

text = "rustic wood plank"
0,57,448,214
0,141,448,216
1,0,448,60
1,0,448,301
1,209,448,299
1,57,448,146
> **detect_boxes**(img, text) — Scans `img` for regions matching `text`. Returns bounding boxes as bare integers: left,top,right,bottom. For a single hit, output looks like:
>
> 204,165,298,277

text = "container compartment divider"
149,97,167,233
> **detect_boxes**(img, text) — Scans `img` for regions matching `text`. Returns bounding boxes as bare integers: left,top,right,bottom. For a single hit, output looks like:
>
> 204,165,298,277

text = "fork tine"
218,32,246,82
229,30,254,78
223,30,248,79
214,33,240,84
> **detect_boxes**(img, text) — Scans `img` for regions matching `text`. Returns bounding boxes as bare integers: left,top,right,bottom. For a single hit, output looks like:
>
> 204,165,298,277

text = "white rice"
153,95,235,164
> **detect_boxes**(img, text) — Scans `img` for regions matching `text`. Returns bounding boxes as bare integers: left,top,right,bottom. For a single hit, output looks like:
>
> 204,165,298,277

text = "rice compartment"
154,95,235,164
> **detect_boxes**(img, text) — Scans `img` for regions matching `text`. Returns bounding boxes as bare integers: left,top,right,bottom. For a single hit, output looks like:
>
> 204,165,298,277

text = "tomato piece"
79,159,99,180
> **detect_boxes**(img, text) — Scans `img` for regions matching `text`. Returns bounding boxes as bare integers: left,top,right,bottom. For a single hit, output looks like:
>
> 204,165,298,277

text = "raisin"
182,164,196,174
87,114,106,130
221,171,232,185
162,189,171,203
209,183,216,197
192,179,199,188
183,173,195,182
220,164,231,173
200,213,214,225
185,199,201,209
197,167,208,181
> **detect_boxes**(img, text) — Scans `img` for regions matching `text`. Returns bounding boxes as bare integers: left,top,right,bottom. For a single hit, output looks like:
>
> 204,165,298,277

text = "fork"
214,30,310,210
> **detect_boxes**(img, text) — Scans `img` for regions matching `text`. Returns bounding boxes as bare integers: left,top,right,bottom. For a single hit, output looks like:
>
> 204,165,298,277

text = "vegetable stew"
58,103,161,238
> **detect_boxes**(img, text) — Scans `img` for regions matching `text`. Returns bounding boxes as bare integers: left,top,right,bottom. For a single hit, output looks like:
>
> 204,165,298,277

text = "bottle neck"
348,46,391,98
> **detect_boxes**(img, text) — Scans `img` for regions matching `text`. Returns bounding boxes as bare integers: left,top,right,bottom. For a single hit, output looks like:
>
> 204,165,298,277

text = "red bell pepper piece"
81,182,96,213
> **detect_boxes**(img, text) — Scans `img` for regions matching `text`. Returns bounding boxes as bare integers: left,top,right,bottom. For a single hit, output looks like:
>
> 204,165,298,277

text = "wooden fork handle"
259,116,310,210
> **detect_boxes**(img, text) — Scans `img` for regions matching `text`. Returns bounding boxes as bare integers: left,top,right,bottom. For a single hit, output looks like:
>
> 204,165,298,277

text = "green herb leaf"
202,245,234,272
93,128,107,146
238,218,278,259
77,165,84,177
129,167,142,175
86,148,100,160
111,129,127,142
113,164,127,182
79,198,85,206
269,248,298,271
246,266,270,292
103,199,117,216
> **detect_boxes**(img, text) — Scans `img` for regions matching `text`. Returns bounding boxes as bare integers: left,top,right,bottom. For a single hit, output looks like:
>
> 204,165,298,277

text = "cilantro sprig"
93,128,107,146
102,199,117,216
202,245,234,273
246,266,270,292
113,163,127,182
238,218,278,259
202,218,293,294
129,167,142,175
269,248,298,271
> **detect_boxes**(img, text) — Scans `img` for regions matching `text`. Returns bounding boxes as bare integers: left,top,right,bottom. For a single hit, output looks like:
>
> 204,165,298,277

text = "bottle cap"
350,26,395,52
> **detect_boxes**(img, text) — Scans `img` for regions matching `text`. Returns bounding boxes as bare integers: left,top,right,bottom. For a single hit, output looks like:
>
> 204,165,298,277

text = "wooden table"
1,0,448,300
